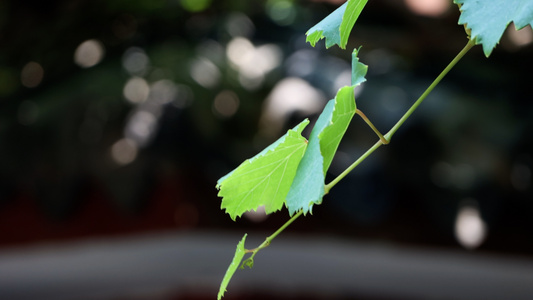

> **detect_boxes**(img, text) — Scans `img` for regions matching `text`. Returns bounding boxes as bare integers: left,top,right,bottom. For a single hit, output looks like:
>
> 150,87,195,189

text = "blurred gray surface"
1,231,533,299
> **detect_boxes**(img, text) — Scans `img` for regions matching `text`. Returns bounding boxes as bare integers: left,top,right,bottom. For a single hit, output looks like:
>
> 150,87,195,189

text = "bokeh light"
266,0,297,26
455,200,487,250
180,0,212,12
286,49,319,78
244,205,269,223
227,37,255,68
213,90,240,118
20,61,44,88
225,12,255,38
172,84,194,109
506,24,533,48
260,77,325,137
74,39,105,68
226,37,282,90
124,110,159,147
123,77,150,104
111,138,138,166
150,80,177,105
404,0,450,17
190,57,220,89
122,47,150,76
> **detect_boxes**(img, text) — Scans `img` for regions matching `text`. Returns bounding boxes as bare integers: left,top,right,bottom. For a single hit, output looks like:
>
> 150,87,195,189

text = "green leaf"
340,0,368,48
286,86,356,215
454,0,533,57
306,2,345,48
217,120,310,220
306,0,368,49
286,49,367,215
218,234,247,300
321,86,359,173
351,47,368,86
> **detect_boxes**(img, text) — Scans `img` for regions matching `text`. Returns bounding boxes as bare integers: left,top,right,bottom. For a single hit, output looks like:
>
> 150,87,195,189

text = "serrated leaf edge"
217,119,310,220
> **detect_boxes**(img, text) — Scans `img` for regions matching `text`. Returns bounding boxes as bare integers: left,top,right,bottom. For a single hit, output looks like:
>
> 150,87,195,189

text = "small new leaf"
217,120,310,220
241,257,254,269
306,0,368,49
218,234,247,300
351,47,368,86
454,0,533,57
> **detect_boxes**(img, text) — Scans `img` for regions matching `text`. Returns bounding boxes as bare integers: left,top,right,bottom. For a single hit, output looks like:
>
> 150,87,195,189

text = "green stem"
356,109,389,144
384,39,475,141
245,210,303,259
324,140,382,194
242,40,476,268
325,39,475,192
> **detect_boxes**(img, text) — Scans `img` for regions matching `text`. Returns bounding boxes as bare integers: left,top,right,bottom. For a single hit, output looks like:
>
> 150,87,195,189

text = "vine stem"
325,139,382,194
326,39,475,192
244,210,303,259
384,39,475,141
243,39,475,263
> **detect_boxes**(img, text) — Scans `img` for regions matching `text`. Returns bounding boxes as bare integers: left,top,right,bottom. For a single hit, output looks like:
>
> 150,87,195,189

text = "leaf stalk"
356,109,389,144
325,39,475,192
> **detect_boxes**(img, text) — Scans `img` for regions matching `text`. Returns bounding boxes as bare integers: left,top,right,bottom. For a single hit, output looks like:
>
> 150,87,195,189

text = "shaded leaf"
455,0,533,57
217,120,309,220
286,49,367,215
306,2,346,48
286,86,356,215
218,234,247,300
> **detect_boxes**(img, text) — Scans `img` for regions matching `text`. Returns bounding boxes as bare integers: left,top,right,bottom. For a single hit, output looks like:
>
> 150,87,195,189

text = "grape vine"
216,0,533,299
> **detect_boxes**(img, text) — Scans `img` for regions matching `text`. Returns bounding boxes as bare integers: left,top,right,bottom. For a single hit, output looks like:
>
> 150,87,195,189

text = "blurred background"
1,0,533,299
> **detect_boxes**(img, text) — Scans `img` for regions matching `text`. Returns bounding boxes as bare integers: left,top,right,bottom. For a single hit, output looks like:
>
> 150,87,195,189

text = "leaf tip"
218,234,248,300
217,289,225,300
351,47,368,87
305,30,322,47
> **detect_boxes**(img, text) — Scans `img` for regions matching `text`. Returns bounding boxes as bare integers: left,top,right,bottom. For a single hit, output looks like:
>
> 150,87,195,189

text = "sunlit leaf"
340,0,368,48
320,86,359,173
306,0,368,49
217,120,309,220
454,0,533,57
218,234,247,300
